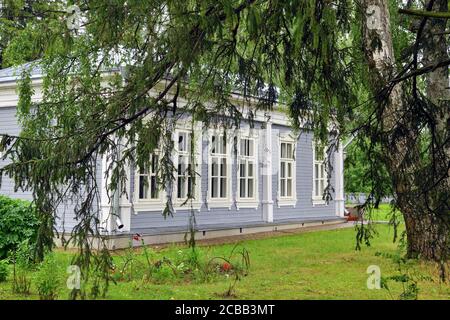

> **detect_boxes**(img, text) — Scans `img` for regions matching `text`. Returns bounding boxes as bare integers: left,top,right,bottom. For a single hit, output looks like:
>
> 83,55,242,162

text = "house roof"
0,62,43,83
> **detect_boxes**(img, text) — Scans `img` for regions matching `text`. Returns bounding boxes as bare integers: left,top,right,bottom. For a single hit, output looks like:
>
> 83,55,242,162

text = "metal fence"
345,193,393,204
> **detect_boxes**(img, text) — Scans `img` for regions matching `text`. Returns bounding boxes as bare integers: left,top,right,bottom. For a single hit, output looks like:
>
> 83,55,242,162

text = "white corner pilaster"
100,152,114,233
262,115,274,222
335,142,345,217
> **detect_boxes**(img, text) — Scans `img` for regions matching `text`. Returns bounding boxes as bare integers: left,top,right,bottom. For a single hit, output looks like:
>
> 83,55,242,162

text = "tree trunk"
419,0,450,262
361,0,449,263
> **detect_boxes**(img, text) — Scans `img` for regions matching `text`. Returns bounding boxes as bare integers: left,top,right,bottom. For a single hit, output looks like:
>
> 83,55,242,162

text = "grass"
0,222,448,300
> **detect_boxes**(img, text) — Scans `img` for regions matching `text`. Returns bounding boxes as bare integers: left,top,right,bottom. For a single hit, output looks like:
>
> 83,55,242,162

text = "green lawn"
0,223,448,300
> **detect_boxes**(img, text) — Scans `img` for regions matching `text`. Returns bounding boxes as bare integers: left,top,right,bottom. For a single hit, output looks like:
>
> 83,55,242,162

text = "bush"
0,195,40,259
35,253,60,300
0,259,8,282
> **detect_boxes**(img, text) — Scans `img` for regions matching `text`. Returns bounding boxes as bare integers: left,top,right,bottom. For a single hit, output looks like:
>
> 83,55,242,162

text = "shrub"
0,195,40,259
35,253,60,300
0,259,8,282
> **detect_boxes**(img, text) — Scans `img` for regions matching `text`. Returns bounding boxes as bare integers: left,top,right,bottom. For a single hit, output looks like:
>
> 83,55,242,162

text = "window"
238,138,256,199
279,142,294,198
210,134,228,199
176,131,194,200
138,154,160,200
313,142,327,202
207,131,232,209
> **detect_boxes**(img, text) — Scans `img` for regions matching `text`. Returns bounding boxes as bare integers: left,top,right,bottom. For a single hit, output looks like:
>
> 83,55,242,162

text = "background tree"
0,0,448,297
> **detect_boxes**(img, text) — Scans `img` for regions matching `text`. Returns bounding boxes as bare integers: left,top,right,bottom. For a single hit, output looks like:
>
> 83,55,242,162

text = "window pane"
211,177,218,198
212,159,218,176
248,140,254,157
239,161,246,177
139,166,148,175
248,179,254,198
280,162,286,178
178,133,185,152
287,162,292,178
240,178,246,198
315,164,319,179
220,158,227,176
240,139,246,156
151,155,158,173
287,144,292,159
287,179,292,197
281,178,286,197
211,135,216,154
281,143,286,158
187,177,193,198
177,176,185,198
220,178,227,198
320,180,324,195
139,176,148,199
248,162,254,177
222,136,227,154
150,176,158,199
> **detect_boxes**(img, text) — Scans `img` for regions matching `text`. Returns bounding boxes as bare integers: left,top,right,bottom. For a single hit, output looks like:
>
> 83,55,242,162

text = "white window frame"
277,133,297,207
206,129,233,210
312,140,328,206
134,151,165,212
173,124,202,211
236,130,259,210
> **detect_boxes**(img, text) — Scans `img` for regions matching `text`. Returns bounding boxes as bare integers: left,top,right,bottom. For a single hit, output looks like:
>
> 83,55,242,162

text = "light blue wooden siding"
0,106,33,201
130,122,336,231
271,124,335,219
0,106,101,232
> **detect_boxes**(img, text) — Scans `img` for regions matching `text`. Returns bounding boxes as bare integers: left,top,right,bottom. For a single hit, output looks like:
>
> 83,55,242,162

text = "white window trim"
133,152,166,213
236,130,259,210
206,128,233,210
172,123,203,212
277,133,297,207
312,140,328,206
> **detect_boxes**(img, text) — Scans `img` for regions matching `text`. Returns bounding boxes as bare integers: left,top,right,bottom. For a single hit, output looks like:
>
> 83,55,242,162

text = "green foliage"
110,239,250,294
376,239,434,300
0,259,9,282
35,253,61,300
11,240,34,294
344,142,391,196
0,1,357,297
0,195,40,260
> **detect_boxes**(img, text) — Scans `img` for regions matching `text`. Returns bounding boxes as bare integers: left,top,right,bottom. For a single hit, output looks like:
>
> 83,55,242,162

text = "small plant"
376,238,433,300
204,244,250,297
35,253,60,300
0,259,9,282
11,240,34,294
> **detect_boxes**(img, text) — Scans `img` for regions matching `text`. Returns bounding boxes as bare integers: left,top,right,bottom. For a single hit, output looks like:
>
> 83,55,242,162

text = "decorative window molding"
236,130,259,210
133,152,165,212
277,133,297,207
312,140,328,206
172,124,202,211
206,128,233,209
